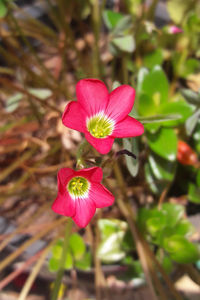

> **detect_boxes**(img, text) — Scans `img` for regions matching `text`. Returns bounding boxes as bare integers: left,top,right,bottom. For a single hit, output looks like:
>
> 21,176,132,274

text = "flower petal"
106,85,135,122
62,101,86,132
85,132,114,154
76,79,109,115
77,167,103,183
72,197,96,228
112,116,144,138
90,183,115,208
52,192,76,217
57,168,75,193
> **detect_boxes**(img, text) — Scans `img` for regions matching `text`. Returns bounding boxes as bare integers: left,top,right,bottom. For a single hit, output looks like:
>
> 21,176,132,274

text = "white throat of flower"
67,176,90,199
87,112,115,138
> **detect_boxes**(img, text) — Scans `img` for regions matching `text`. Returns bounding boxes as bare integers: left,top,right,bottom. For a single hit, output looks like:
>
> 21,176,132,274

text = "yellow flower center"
67,176,90,199
87,113,114,138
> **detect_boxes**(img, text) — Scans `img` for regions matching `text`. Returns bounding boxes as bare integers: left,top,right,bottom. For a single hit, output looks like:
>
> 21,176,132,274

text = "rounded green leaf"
164,235,199,264
161,203,184,227
75,251,92,271
147,215,167,237
167,0,192,24
69,233,86,260
98,219,127,240
112,35,135,53
147,128,178,161
174,220,195,237
49,257,59,272
98,231,126,263
103,10,123,29
143,49,163,69
159,100,194,127
137,66,169,113
52,240,63,259
64,252,73,269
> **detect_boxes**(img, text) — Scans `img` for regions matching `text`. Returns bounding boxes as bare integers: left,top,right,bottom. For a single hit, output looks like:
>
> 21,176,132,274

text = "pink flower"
168,25,183,34
62,79,144,154
52,167,114,228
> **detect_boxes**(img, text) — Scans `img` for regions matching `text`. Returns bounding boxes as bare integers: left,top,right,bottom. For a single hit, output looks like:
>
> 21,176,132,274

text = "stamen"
67,176,90,199
87,112,114,138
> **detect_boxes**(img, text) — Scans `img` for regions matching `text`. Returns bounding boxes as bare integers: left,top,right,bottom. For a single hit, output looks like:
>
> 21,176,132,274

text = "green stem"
51,219,73,300
76,139,91,169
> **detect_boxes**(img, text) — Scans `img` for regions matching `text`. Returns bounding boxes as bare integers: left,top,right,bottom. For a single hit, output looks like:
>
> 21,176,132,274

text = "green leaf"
103,10,123,30
49,257,59,272
69,233,86,260
137,66,169,113
147,128,178,161
6,93,23,113
188,183,200,204
64,252,73,269
181,88,200,105
98,219,128,263
112,80,121,90
174,220,195,237
186,109,200,136
137,67,149,95
112,35,135,53
196,170,200,187
147,213,167,237
167,0,193,24
0,0,7,18
75,251,92,270
98,219,127,240
138,93,158,117
113,15,132,35
162,255,173,274
137,208,152,234
145,163,167,194
143,49,163,69
180,58,200,78
98,231,126,263
28,88,52,99
123,138,139,177
161,203,185,227
159,100,194,127
52,240,63,259
148,155,176,181
163,235,199,264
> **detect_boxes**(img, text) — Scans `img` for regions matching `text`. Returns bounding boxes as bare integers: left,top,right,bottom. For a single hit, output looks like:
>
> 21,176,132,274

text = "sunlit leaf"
143,49,163,69
186,109,200,136
69,233,86,260
112,35,135,53
147,128,178,161
123,138,139,177
163,235,199,264
103,10,123,29
148,155,176,181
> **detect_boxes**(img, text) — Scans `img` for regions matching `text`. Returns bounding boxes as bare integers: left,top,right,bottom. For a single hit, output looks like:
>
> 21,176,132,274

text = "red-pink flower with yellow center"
52,167,114,228
62,79,144,154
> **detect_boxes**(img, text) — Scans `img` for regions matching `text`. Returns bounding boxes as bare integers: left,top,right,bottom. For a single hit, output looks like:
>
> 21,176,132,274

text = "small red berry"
177,141,198,166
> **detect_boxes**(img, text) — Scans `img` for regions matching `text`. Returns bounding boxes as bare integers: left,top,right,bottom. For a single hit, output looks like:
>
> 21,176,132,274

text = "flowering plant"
52,167,114,227
62,79,144,154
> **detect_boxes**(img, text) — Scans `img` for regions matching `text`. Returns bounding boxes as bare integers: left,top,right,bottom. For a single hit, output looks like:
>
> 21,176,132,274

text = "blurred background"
0,0,200,299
